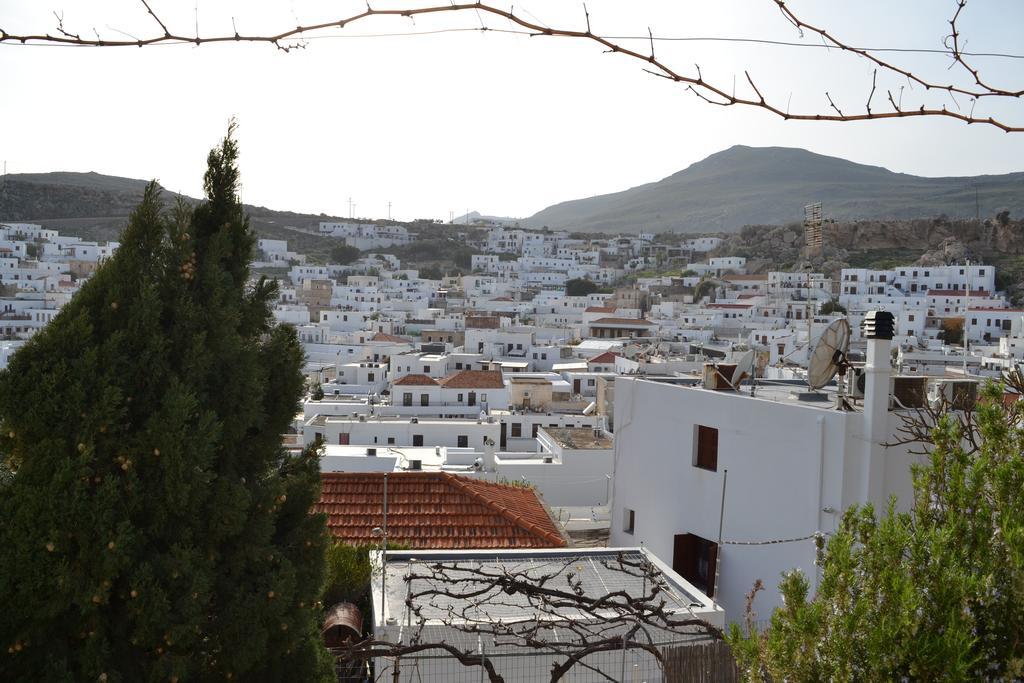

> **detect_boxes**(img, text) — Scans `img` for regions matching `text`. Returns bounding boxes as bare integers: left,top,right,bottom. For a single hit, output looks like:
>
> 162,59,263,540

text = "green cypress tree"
0,128,334,682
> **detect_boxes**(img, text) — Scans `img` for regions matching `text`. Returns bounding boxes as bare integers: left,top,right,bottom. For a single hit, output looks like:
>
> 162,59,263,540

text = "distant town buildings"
6,214,1019,653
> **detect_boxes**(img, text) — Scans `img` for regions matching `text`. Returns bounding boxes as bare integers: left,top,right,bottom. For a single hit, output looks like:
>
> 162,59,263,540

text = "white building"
608,313,937,621
372,547,723,682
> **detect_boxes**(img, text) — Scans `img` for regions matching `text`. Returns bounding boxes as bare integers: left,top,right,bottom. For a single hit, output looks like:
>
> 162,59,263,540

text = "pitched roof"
588,351,620,364
708,303,752,309
393,374,439,386
316,472,566,549
439,369,505,389
371,332,412,343
585,306,616,313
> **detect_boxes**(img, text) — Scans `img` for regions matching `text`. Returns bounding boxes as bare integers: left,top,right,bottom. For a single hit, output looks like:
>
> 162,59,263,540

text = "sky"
2,0,1023,222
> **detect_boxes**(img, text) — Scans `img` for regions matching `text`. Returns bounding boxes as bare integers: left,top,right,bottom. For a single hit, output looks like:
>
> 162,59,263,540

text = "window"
367,372,375,382
588,379,596,387
972,318,978,325
403,392,413,407
481,394,488,403
694,426,719,471
413,434,424,447
532,423,540,438
420,393,430,406
908,314,915,322
457,435,468,447
455,362,463,370
623,508,635,535
511,422,522,437
458,393,464,402
387,437,395,445
672,533,718,597
423,365,430,373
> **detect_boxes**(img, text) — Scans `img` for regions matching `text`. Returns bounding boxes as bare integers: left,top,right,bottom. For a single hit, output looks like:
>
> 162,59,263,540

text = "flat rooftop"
546,427,613,449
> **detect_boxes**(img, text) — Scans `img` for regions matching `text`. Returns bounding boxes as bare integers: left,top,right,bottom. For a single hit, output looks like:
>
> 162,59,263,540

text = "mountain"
0,171,351,259
524,146,1024,233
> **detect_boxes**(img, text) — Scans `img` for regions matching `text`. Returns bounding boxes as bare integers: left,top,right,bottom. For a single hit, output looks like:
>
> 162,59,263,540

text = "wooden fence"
662,640,742,682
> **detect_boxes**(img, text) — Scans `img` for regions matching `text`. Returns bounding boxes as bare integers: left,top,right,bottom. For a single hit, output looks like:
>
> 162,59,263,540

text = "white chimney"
861,310,894,506
482,437,496,473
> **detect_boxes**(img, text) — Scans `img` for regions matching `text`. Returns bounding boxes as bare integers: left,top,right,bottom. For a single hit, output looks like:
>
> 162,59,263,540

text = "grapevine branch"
0,0,1021,131
331,552,724,682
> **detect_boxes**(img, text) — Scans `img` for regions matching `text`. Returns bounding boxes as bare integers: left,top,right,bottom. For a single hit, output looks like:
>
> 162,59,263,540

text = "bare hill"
524,145,1024,234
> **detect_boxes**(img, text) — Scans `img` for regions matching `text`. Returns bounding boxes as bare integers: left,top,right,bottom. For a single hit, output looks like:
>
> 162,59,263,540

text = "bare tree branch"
1,0,1021,131
332,552,723,681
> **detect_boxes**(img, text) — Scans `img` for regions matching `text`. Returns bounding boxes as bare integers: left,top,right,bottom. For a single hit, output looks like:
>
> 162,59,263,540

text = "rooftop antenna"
807,318,853,406
730,349,755,392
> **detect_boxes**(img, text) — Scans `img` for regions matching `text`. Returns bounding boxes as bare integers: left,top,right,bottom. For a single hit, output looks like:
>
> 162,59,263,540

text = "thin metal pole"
713,469,728,600
620,630,627,682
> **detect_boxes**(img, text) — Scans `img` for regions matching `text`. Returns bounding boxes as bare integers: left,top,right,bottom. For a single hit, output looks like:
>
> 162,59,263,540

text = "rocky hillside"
716,213,1024,300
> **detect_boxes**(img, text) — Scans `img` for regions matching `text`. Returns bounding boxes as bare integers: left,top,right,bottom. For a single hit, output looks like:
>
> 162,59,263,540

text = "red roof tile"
465,315,501,329
439,369,505,389
393,374,439,386
585,306,616,313
371,332,413,343
708,303,752,309
587,351,620,364
315,472,566,549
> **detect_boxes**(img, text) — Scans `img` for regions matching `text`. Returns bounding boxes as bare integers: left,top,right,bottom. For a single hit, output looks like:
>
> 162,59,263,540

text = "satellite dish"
730,350,755,388
807,318,851,390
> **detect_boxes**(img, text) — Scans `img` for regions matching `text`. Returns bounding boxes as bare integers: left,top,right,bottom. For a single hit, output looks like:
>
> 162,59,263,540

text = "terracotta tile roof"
708,303,752,309
490,296,514,302
393,374,439,386
585,306,616,313
588,351,620,364
439,369,505,389
590,317,654,326
465,315,501,329
315,472,566,549
371,332,413,343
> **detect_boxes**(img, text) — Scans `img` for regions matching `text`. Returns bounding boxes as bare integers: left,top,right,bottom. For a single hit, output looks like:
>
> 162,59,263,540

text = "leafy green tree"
311,382,325,401
418,265,444,280
817,298,847,315
729,381,1024,681
565,278,598,297
329,243,361,265
0,129,333,682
